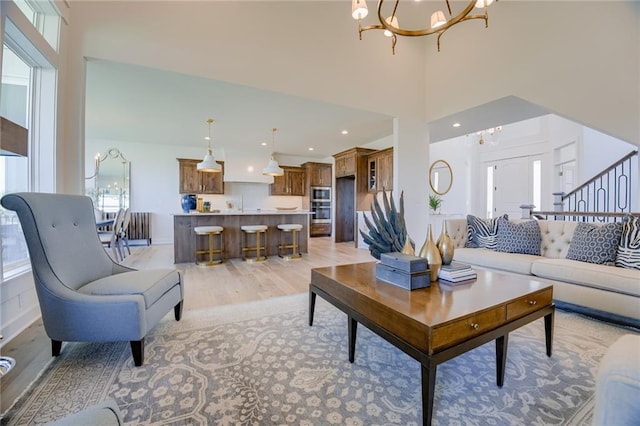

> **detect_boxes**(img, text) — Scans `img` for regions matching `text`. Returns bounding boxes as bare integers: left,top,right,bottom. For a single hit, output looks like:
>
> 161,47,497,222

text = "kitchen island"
173,211,313,263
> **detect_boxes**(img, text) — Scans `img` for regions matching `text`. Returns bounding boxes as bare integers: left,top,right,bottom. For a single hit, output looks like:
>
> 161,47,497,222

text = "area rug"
1,294,634,426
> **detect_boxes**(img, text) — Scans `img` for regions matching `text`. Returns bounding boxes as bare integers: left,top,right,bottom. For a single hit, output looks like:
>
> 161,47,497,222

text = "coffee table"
309,262,554,426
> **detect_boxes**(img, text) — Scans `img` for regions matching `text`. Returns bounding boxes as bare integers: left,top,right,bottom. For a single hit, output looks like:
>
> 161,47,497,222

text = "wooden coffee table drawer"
506,288,553,320
431,306,506,351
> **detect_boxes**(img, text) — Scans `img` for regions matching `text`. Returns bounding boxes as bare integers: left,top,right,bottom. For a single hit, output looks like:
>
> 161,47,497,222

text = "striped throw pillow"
616,215,640,270
465,214,507,250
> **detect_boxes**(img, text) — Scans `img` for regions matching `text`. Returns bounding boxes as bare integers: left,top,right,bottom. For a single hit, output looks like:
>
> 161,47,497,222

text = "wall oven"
311,186,331,224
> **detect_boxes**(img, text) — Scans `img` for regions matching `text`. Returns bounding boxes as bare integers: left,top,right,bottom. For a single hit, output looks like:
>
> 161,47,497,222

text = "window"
486,165,494,218
533,159,541,211
0,1,60,281
0,45,31,278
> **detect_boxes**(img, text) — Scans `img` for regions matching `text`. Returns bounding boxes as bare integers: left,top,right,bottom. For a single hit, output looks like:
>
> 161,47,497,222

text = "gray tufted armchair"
0,192,183,366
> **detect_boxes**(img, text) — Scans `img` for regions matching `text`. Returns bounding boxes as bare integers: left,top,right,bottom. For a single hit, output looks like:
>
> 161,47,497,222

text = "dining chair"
99,208,125,261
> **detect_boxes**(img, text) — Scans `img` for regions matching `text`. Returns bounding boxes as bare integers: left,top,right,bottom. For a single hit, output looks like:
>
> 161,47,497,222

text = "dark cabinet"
303,162,332,187
368,147,394,192
178,158,224,194
270,166,306,196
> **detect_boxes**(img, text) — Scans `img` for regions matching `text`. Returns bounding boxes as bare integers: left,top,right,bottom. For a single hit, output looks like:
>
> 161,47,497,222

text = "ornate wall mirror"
86,148,130,212
429,159,453,195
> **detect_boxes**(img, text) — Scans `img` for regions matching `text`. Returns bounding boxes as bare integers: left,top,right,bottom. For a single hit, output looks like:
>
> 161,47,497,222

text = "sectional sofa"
445,217,640,328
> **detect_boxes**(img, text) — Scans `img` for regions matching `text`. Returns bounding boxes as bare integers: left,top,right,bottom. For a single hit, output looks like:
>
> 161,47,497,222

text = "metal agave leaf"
359,190,410,259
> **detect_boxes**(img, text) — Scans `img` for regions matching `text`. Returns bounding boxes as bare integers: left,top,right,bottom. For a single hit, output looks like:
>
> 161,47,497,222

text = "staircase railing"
524,150,638,223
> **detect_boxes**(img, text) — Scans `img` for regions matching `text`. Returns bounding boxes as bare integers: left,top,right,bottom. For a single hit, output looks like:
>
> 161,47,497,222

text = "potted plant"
429,194,442,214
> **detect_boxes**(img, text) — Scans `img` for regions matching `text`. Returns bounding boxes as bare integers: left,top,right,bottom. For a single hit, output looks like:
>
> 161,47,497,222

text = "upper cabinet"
303,162,332,187
367,147,394,192
177,158,225,194
270,166,306,196
333,147,375,179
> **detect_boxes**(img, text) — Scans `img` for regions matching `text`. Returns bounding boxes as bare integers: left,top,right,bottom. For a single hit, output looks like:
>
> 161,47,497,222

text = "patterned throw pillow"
566,222,623,265
616,215,640,270
495,217,542,255
465,214,507,250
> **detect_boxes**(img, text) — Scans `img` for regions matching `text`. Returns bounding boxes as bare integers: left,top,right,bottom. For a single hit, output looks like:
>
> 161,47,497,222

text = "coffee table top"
311,261,553,328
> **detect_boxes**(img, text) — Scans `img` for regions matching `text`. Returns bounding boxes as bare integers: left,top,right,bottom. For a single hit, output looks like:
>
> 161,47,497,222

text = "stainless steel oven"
311,186,331,224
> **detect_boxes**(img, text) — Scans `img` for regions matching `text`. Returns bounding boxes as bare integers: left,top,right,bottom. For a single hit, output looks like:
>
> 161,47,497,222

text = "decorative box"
375,264,430,290
379,252,428,273
376,253,430,290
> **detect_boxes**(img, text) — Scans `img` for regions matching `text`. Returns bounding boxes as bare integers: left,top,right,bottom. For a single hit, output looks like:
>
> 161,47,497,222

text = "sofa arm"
49,398,122,425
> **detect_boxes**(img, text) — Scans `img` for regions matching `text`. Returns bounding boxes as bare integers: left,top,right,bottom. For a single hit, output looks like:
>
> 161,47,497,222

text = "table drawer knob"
528,300,537,306
470,323,479,330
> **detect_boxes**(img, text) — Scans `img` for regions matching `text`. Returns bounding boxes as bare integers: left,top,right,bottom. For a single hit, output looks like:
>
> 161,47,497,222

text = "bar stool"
194,225,224,266
241,225,268,262
277,224,303,259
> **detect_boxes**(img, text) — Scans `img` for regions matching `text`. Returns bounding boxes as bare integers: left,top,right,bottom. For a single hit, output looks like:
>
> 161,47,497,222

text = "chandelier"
476,126,502,145
351,0,496,54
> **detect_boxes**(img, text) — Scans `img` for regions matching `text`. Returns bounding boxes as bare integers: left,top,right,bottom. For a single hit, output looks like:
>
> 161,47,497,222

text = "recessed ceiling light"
341,130,349,135
261,142,267,146
452,123,461,128
308,147,314,151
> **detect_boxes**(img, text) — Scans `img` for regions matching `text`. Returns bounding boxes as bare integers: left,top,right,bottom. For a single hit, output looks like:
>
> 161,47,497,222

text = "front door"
489,156,531,219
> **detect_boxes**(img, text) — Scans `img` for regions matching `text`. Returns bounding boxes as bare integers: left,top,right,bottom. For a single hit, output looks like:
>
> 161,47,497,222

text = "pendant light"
197,118,221,173
262,127,284,176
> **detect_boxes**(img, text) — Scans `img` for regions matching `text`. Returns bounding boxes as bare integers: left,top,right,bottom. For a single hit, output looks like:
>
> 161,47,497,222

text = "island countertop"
173,211,311,263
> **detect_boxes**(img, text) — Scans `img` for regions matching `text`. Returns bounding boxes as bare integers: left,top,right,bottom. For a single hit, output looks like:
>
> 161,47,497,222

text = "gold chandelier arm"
377,0,481,38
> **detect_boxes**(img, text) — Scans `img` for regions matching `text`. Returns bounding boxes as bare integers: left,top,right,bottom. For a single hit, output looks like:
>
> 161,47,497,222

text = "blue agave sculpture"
359,190,410,259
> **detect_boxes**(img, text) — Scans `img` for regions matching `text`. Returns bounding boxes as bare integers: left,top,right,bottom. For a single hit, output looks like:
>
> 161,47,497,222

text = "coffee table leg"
309,291,317,326
348,316,357,363
421,364,437,426
544,310,554,357
496,334,509,387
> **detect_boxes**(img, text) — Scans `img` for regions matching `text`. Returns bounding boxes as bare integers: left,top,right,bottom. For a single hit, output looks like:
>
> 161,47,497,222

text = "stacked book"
438,262,477,284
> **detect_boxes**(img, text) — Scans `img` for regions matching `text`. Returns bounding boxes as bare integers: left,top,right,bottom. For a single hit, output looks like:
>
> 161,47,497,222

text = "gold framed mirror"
429,159,453,195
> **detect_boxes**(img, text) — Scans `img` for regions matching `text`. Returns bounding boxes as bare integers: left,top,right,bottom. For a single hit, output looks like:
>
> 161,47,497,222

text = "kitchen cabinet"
177,158,225,194
270,166,306,196
333,147,375,179
367,147,394,192
303,162,332,187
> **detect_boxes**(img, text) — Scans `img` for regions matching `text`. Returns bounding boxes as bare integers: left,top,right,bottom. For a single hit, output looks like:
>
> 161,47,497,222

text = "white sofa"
445,218,640,328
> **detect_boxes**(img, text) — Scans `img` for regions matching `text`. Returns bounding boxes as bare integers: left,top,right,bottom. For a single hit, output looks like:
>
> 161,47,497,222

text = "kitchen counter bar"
173,211,312,263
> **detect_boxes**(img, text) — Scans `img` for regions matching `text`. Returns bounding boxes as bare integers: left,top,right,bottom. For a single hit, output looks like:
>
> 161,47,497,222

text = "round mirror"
429,160,453,195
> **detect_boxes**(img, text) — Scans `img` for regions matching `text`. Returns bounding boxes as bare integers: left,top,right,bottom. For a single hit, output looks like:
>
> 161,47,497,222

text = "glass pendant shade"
197,149,221,172
351,0,368,20
475,0,493,8
430,11,446,29
262,157,284,176
384,16,398,37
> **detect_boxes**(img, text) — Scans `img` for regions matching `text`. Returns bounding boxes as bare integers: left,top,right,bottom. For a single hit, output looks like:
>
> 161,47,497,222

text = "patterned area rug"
1,294,634,425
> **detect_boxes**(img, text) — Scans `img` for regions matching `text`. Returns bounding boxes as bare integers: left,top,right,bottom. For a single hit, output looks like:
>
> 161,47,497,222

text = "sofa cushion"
531,258,640,297
453,247,538,275
78,269,181,308
566,222,623,265
496,217,541,255
616,215,640,270
465,214,506,249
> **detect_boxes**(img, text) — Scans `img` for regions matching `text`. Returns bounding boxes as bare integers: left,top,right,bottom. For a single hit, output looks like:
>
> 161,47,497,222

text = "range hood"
223,150,275,184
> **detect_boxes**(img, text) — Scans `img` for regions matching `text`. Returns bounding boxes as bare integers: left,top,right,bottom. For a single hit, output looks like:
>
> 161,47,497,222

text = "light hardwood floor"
0,237,373,413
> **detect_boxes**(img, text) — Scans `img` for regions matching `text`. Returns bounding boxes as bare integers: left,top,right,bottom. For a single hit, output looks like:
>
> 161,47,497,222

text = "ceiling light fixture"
262,128,284,177
341,130,349,135
197,118,222,173
476,125,502,145
351,0,496,55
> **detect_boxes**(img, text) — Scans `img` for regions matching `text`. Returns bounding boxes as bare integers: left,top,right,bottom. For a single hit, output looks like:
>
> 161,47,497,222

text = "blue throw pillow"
495,218,541,255
465,214,507,250
615,215,640,270
566,222,623,265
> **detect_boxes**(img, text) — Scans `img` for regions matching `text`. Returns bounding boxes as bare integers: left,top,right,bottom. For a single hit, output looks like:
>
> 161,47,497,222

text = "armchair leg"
52,339,62,357
174,301,183,321
130,339,144,367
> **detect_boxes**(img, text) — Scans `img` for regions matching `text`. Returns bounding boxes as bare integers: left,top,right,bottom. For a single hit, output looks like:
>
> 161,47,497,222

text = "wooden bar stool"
194,225,224,266
241,225,268,262
277,224,303,259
